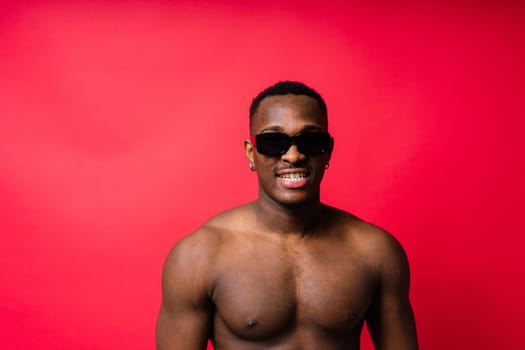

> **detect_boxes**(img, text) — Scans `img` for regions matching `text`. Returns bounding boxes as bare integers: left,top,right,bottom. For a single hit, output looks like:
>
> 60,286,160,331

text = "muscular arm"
366,232,418,350
156,235,214,350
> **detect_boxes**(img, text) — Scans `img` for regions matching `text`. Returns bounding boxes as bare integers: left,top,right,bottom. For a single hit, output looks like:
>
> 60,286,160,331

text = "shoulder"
161,225,218,298
350,218,411,286
353,219,406,258
163,204,253,280
328,207,410,278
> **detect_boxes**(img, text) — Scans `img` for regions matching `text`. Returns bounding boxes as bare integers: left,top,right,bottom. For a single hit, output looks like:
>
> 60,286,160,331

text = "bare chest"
209,242,376,341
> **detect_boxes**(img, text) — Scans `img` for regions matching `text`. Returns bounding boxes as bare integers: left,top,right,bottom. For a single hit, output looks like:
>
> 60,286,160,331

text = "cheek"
313,155,330,170
253,156,272,176
254,153,274,167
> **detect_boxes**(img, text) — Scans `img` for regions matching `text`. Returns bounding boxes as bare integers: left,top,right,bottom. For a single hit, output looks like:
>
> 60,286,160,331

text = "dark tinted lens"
256,133,290,155
297,132,331,154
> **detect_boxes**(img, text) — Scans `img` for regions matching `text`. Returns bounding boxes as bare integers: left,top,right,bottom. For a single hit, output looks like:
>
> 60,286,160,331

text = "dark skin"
156,94,418,349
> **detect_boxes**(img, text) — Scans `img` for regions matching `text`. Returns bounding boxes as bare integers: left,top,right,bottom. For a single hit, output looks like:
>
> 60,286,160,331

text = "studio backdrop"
1,1,524,349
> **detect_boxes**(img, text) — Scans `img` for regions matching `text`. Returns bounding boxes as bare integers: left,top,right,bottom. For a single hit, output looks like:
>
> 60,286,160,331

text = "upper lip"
275,168,310,176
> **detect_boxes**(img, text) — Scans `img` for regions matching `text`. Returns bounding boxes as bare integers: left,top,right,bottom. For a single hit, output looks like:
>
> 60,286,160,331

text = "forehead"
251,94,327,134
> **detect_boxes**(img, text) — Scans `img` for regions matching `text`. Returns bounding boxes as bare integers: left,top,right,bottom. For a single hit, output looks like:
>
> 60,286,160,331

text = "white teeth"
279,174,307,181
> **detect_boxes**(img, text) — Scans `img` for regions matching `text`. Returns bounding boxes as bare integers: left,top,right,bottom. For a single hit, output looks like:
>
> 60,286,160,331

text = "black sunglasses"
250,132,332,156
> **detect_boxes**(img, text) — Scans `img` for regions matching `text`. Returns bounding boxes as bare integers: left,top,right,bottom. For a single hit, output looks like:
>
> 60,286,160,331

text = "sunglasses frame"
250,131,332,156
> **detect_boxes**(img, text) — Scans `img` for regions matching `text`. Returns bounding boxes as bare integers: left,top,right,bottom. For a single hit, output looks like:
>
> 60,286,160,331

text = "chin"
273,193,318,208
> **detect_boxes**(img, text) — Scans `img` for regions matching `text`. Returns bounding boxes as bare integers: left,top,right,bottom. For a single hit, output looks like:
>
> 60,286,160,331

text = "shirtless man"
156,81,418,350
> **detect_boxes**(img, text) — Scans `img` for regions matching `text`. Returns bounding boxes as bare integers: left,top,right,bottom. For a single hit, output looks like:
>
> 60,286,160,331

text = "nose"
281,143,306,164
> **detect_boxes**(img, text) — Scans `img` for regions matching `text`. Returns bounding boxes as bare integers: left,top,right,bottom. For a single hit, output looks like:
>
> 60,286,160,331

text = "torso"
200,204,380,350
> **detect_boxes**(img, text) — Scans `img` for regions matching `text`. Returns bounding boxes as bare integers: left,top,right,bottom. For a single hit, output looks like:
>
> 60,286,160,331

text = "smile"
277,173,308,182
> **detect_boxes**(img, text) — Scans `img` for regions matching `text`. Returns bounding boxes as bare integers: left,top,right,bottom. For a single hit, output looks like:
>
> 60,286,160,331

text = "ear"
244,138,255,165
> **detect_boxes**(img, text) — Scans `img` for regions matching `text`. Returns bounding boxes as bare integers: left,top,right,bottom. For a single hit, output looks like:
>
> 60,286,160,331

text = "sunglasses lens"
256,133,290,155
255,132,331,155
298,132,331,154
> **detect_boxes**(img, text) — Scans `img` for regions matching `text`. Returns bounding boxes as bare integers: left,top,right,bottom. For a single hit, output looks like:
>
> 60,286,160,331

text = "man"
156,81,418,349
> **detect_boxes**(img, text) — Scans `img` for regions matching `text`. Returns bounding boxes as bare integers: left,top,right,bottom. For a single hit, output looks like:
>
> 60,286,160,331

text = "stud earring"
324,163,330,170
249,163,256,172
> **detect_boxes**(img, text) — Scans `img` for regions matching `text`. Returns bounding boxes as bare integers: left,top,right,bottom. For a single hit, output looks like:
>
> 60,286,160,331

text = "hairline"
249,81,328,132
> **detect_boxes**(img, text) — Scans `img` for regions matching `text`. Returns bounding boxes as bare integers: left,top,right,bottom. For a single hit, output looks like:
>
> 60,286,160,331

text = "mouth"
275,170,311,188
276,172,309,182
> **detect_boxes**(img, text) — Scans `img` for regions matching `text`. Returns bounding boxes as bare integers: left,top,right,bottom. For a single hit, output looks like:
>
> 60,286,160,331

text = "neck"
252,193,325,237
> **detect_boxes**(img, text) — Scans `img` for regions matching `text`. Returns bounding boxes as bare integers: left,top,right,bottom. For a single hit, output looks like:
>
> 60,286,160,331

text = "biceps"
366,292,418,350
156,303,212,350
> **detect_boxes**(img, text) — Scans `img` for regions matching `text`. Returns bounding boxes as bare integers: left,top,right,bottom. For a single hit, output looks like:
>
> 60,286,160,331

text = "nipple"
245,319,258,329
347,313,356,322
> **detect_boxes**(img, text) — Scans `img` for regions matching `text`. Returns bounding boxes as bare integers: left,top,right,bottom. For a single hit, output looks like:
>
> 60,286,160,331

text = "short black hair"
249,81,327,126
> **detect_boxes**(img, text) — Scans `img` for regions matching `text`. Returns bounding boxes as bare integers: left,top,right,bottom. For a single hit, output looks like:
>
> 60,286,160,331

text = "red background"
1,1,524,349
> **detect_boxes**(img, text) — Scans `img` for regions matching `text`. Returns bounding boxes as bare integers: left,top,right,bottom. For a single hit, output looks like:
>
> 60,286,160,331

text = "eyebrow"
260,124,323,133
